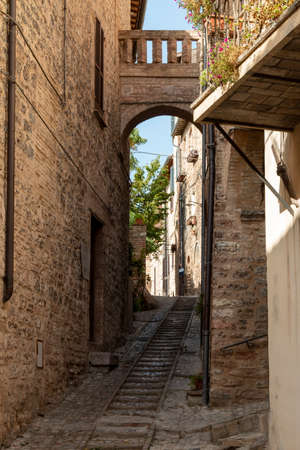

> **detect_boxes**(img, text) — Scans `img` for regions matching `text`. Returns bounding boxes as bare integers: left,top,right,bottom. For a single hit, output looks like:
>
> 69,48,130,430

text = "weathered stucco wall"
265,126,300,450
210,129,268,406
0,0,131,443
177,122,202,295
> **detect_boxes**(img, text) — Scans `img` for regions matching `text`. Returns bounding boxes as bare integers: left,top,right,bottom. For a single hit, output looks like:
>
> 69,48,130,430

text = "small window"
95,19,106,127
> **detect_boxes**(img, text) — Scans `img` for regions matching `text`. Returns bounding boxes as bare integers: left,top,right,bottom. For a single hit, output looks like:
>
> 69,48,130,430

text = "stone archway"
121,104,202,151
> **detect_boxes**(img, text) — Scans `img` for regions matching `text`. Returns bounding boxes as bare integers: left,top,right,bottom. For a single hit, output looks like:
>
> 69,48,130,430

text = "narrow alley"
1,0,300,449
7,297,268,450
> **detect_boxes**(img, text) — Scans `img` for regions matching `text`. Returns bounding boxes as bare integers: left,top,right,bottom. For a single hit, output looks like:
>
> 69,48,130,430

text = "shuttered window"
95,19,104,113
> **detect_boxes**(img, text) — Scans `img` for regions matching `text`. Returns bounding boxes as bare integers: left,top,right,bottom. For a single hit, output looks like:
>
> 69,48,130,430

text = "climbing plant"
175,0,294,87
129,128,147,171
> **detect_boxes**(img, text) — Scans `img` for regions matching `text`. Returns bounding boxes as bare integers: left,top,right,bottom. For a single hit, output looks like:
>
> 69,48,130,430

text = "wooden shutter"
95,19,104,112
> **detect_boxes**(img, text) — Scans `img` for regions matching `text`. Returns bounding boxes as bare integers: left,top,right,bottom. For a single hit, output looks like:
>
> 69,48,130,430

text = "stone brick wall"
129,223,147,261
210,129,268,405
0,0,131,443
119,30,201,139
129,222,147,286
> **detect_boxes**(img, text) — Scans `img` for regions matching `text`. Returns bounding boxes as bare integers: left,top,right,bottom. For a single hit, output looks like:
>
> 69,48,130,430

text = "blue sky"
131,0,191,169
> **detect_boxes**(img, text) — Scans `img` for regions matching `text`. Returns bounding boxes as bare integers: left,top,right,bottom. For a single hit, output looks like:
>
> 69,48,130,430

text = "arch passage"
121,105,202,149
119,29,201,143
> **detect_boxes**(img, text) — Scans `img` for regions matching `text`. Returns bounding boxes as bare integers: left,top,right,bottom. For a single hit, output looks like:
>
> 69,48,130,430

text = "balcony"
119,30,200,74
192,1,300,131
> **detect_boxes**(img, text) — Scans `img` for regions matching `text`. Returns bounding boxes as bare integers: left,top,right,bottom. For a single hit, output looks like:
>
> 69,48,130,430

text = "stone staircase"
210,408,269,450
150,401,268,449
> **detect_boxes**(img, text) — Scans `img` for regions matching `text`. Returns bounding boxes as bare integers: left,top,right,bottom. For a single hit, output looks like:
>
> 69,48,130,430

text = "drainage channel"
85,297,196,450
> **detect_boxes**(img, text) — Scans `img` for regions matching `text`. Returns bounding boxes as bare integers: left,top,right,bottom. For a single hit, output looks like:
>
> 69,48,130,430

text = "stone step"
142,354,176,359
86,436,145,449
146,347,179,351
99,415,152,426
149,342,181,346
126,376,168,383
123,382,165,389
138,360,173,365
211,412,262,442
157,330,186,333
133,363,171,369
131,369,170,376
119,388,162,396
148,343,179,346
152,334,183,338
160,328,187,331
93,424,149,439
218,431,267,449
107,409,155,417
135,359,172,370
109,400,157,411
116,394,159,403
143,350,177,354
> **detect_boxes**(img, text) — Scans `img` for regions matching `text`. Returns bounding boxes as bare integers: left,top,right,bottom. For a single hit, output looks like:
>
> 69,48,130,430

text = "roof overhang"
192,2,300,132
172,118,188,137
131,0,147,30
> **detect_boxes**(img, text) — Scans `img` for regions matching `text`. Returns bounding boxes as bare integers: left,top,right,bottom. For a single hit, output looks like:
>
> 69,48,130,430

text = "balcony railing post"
153,38,162,63
168,38,177,64
126,38,133,63
182,38,192,64
137,38,147,64
119,30,201,66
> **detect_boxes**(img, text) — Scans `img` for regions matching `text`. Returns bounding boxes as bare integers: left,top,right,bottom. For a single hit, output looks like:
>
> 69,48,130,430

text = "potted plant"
189,373,203,390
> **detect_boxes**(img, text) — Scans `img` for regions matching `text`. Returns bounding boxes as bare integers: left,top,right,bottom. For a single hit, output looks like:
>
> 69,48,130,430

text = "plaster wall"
176,123,202,295
265,126,300,450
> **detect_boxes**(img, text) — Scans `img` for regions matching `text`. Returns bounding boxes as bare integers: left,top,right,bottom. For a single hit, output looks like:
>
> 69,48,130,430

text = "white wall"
265,126,300,450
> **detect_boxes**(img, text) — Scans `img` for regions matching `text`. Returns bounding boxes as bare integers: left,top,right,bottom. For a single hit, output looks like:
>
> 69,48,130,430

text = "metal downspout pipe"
3,0,16,303
202,124,216,405
179,184,185,296
200,124,206,348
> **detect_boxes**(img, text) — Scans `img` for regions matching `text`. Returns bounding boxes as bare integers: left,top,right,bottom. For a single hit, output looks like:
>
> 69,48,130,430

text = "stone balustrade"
119,30,201,65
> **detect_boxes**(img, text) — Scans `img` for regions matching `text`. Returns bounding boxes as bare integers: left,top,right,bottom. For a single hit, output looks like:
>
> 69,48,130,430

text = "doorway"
89,214,104,343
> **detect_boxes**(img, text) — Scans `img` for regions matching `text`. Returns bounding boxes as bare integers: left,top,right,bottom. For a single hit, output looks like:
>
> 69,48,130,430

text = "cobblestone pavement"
6,298,174,450
6,296,268,450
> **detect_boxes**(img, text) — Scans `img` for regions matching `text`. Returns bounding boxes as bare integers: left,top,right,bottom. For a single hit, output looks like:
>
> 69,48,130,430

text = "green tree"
130,157,171,255
129,128,147,171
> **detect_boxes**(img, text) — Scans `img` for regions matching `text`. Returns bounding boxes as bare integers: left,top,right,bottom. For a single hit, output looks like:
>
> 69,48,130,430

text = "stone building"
0,0,146,443
146,119,203,297
193,2,300,447
147,112,269,406
208,127,268,406
172,119,203,296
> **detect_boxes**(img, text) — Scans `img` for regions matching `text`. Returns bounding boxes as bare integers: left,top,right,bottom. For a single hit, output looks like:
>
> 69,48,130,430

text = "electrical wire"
0,68,113,214
0,8,65,104
132,150,171,157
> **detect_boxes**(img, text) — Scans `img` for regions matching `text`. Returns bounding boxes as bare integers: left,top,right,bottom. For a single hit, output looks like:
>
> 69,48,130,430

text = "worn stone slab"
89,352,119,367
